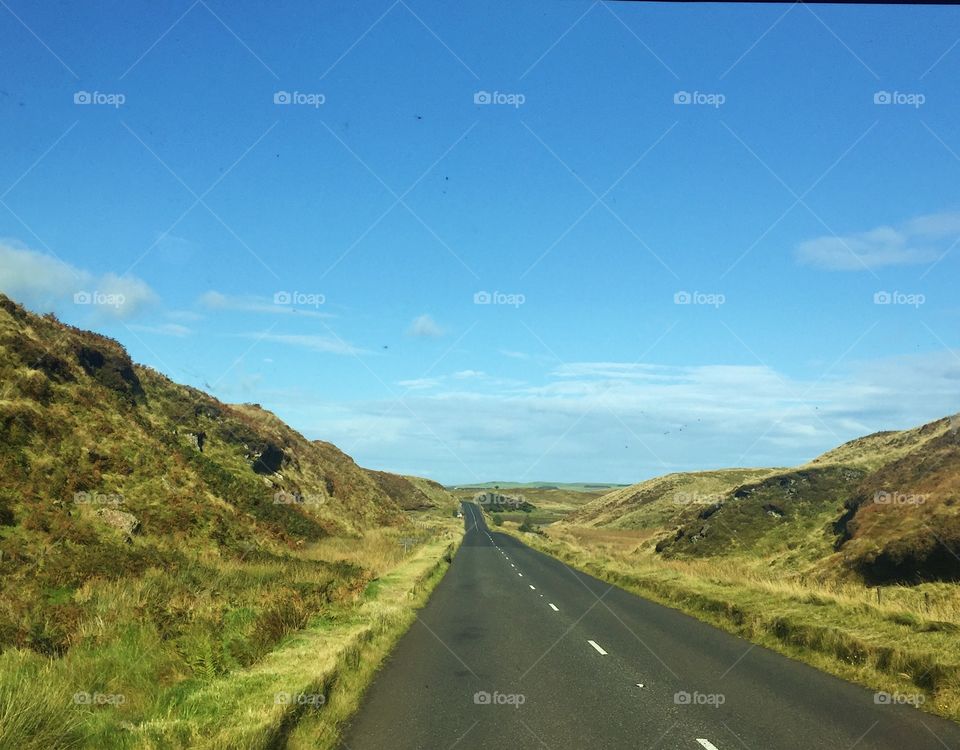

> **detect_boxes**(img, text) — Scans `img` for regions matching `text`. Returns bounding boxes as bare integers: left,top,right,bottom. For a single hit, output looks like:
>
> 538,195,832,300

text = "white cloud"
127,323,192,337
453,369,486,379
795,211,960,270
398,377,443,390
200,291,332,318
243,332,367,356
0,241,157,319
406,314,445,338
275,352,960,485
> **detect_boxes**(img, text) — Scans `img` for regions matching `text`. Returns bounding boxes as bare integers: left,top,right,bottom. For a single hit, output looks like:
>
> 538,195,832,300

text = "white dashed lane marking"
529,585,535,590
696,740,720,750
548,603,559,612
587,640,608,656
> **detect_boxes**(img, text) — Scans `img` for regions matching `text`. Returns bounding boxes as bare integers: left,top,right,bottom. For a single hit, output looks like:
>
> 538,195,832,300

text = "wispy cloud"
0,241,157,319
128,323,192,337
243,331,367,356
795,211,960,270
280,352,960,484
200,291,332,318
406,313,445,338
397,377,443,390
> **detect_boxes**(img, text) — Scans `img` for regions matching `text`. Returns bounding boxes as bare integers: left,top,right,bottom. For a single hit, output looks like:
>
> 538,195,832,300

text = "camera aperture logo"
874,91,924,108
474,290,525,308
74,91,125,108
274,290,325,307
474,90,526,108
674,91,725,108
274,91,325,108
674,290,725,308
473,690,525,708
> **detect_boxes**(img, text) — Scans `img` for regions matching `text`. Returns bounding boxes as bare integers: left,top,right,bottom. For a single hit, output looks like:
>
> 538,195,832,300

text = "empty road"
339,502,960,749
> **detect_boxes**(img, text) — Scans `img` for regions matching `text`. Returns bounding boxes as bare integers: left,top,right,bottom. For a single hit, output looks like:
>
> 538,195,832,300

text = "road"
339,502,960,749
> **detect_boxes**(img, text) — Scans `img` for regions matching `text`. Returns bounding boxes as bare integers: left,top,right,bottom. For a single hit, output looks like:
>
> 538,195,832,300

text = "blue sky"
2,1,959,484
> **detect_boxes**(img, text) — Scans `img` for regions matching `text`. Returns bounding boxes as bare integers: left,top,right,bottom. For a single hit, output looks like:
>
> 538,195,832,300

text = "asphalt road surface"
339,502,960,749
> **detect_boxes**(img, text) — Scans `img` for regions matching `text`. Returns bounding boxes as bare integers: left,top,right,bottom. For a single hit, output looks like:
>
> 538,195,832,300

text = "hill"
0,293,459,748
567,415,960,584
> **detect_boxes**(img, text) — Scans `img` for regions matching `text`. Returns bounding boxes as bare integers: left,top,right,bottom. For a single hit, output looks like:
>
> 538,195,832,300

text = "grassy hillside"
567,416,960,584
0,293,461,748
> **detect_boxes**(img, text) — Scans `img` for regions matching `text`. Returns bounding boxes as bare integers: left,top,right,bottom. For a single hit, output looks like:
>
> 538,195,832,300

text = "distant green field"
449,481,627,492
454,483,617,524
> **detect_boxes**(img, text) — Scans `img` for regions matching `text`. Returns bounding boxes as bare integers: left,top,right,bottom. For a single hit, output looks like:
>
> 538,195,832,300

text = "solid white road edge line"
587,640,608,655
